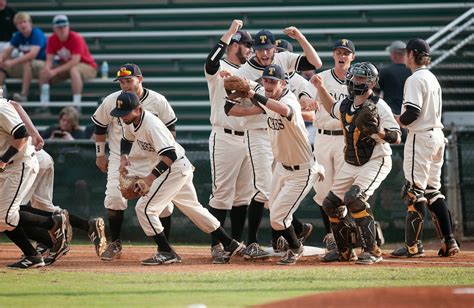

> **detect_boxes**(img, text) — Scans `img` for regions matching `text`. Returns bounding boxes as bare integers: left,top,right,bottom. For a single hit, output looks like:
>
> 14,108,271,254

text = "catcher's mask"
345,62,379,96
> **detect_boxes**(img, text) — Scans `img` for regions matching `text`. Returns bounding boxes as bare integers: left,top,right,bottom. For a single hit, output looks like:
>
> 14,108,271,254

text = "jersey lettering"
267,117,285,130
137,140,156,152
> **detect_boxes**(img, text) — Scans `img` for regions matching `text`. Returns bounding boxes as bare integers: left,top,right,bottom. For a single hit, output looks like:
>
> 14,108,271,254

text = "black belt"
282,164,300,171
224,128,245,136
318,129,343,136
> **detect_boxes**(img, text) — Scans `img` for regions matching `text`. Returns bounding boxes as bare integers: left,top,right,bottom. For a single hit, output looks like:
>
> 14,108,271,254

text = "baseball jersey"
122,110,186,177
0,98,32,161
402,68,443,131
235,52,302,129
314,69,349,130
205,59,245,130
91,89,177,157
258,89,313,165
331,95,400,163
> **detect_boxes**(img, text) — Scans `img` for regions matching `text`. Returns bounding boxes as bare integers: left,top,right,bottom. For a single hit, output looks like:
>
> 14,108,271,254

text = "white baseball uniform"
402,68,444,198
256,89,319,230
92,88,176,216
205,58,252,210
0,98,39,232
312,69,348,205
122,110,221,236
329,96,400,200
20,148,61,213
234,52,302,203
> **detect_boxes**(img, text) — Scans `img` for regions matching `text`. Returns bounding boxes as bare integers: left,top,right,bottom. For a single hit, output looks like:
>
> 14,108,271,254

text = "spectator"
39,15,97,108
377,40,412,114
0,0,16,52
40,106,85,140
0,12,47,102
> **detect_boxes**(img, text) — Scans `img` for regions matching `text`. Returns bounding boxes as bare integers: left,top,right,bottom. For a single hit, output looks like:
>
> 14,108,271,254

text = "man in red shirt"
39,15,97,108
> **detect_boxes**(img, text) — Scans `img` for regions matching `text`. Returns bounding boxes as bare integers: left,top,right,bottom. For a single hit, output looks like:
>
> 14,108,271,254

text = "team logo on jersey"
267,117,284,130
259,35,267,44
137,140,155,152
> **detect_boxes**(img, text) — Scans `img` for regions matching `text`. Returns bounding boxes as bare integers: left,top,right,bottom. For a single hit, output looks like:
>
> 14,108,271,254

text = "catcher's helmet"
345,62,379,96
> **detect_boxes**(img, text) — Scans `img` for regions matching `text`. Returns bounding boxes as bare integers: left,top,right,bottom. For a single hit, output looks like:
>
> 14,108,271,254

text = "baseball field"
1,242,473,307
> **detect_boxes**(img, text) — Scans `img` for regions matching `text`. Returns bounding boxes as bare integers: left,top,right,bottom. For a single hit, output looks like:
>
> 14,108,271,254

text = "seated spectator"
0,0,16,52
41,106,85,140
0,12,47,102
39,15,97,108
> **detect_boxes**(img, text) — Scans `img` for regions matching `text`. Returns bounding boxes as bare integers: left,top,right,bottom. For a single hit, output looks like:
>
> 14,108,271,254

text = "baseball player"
233,28,322,257
391,38,459,258
111,91,244,265
92,63,176,261
312,39,356,262
225,64,323,265
204,20,254,261
312,62,401,265
0,97,68,268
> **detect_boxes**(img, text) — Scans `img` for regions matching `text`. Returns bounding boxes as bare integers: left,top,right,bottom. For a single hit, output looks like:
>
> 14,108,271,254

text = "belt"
408,128,435,133
318,129,343,136
282,164,300,171
224,128,245,136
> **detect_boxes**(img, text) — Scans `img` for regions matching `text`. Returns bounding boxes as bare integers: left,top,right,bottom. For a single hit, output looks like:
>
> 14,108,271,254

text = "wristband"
151,160,170,178
95,142,106,157
253,93,268,105
0,146,19,163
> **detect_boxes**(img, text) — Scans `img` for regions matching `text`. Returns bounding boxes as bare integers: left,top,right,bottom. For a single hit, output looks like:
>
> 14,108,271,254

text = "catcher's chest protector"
339,97,377,166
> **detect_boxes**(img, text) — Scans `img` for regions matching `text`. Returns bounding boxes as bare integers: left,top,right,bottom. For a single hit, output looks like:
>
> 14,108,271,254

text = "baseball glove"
118,174,150,199
224,76,251,100
355,101,380,135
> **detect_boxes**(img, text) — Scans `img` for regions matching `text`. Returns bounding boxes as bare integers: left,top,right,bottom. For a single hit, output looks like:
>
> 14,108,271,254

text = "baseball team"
0,19,460,268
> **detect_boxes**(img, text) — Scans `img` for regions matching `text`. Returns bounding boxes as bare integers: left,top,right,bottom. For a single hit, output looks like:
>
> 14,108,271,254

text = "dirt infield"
0,242,473,273
255,286,474,308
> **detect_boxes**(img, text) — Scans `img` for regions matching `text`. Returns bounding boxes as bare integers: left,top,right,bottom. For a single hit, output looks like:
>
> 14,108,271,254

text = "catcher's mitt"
355,101,379,135
224,76,251,100
118,174,150,199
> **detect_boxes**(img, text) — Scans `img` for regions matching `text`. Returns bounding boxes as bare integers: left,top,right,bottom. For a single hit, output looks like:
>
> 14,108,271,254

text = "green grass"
0,267,473,307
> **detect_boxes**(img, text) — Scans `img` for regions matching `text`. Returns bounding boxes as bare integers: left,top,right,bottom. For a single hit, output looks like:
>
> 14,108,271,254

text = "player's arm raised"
284,26,322,69
205,19,242,75
310,74,335,114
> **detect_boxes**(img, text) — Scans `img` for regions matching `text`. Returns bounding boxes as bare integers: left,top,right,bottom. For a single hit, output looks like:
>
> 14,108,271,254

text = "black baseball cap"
113,63,142,81
406,38,430,55
231,30,254,45
275,39,293,52
254,30,276,50
333,39,355,53
110,91,140,117
262,64,285,81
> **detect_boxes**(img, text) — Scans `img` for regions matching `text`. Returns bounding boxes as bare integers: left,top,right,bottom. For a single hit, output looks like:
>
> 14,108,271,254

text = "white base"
262,245,326,257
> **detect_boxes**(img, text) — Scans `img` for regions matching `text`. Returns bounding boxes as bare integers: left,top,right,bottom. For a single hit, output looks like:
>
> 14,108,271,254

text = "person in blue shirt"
0,12,47,102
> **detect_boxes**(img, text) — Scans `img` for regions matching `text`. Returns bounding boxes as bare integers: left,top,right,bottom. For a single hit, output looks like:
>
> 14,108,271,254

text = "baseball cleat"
297,223,313,244
213,240,244,264
88,217,107,256
243,242,271,260
438,238,460,257
7,254,45,269
44,242,70,266
355,251,382,265
48,213,67,257
101,240,122,261
277,245,304,265
141,250,182,266
390,241,425,258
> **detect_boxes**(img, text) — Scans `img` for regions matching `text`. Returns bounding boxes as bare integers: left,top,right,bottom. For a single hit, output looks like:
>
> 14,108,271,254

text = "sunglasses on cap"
116,68,132,78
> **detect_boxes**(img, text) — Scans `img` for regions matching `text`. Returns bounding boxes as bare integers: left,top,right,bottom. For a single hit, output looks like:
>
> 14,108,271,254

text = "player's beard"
236,48,248,65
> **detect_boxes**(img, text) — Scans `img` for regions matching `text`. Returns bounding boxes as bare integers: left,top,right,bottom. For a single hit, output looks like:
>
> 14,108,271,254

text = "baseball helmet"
345,62,379,96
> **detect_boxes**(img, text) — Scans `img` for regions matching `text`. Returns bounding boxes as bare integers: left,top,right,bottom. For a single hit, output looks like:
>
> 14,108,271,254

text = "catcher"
310,62,401,265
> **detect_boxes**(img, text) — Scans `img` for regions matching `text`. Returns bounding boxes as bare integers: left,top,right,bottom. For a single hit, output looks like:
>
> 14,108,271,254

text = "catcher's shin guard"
404,201,426,254
352,210,377,252
330,216,353,256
